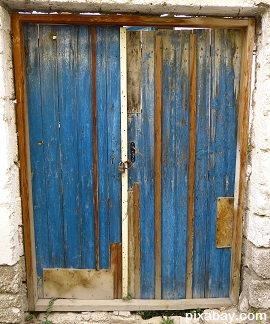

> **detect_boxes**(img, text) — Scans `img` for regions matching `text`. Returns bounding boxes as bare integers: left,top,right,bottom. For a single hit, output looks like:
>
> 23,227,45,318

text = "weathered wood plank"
91,27,99,271
192,29,211,298
24,25,49,281
96,26,110,269
43,269,114,299
230,19,255,304
154,35,162,300
120,27,129,298
12,15,38,309
110,243,122,299
216,198,234,248
205,29,242,298
127,32,156,299
106,27,122,245
57,26,81,269
133,183,141,299
77,26,96,269
186,33,197,299
128,190,135,297
36,297,233,311
14,13,249,29
38,25,64,271
127,32,142,114
160,30,190,299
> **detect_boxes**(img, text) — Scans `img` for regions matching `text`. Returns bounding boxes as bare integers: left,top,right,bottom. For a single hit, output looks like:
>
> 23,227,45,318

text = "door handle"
130,142,144,163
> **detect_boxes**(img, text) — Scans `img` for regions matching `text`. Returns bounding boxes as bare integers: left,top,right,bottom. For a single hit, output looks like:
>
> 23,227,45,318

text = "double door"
24,24,241,299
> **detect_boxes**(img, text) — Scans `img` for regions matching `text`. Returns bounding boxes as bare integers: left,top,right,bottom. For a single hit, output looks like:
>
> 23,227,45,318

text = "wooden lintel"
13,13,250,29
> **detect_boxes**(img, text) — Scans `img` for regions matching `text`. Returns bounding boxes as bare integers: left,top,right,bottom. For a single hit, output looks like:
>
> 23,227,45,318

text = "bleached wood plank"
35,298,232,311
120,27,129,298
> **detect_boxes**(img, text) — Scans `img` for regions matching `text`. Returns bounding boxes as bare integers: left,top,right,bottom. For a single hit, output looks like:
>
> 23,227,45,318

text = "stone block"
0,293,23,323
249,279,270,308
0,262,21,294
246,213,270,247
250,245,270,279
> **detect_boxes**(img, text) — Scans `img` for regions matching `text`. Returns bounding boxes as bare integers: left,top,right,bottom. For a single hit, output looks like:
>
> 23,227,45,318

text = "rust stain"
43,268,114,299
216,197,234,248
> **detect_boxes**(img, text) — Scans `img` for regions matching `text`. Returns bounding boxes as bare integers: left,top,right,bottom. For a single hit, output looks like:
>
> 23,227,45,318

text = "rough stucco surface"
0,0,270,323
0,0,268,15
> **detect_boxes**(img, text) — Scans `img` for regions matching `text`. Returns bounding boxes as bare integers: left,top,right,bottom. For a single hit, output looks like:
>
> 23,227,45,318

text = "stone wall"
240,10,270,312
0,0,270,323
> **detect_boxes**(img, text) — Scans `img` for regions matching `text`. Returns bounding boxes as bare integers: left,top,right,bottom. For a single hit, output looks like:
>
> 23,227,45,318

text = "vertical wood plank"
120,27,129,297
205,29,242,298
186,33,197,299
133,183,141,299
77,26,96,269
127,31,155,299
110,243,122,299
38,25,64,271
155,35,162,300
160,30,190,299
12,14,38,309
127,32,142,114
106,27,122,245
91,27,99,271
57,26,80,268
192,29,211,298
24,25,49,281
96,26,110,269
230,19,255,304
128,190,135,297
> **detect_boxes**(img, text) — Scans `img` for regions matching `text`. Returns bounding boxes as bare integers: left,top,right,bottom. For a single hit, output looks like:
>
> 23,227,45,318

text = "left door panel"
24,24,122,299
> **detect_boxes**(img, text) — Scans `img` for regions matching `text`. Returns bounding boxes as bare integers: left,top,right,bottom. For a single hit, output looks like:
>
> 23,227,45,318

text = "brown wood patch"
110,243,122,299
128,185,141,299
133,183,141,299
216,197,234,248
128,190,135,297
43,269,114,299
127,32,142,114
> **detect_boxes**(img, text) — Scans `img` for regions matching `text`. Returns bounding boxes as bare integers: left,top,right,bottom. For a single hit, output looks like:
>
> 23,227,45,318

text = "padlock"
118,161,125,173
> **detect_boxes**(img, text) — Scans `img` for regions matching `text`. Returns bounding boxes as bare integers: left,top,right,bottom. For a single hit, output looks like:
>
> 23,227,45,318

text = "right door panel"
127,28,242,299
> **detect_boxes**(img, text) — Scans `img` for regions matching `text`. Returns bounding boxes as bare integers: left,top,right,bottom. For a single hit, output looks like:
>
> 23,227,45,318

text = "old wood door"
24,24,242,300
127,29,242,299
24,24,123,299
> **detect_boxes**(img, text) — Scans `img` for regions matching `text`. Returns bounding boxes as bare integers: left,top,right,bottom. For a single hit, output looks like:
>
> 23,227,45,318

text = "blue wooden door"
24,24,122,298
127,29,242,299
24,24,242,300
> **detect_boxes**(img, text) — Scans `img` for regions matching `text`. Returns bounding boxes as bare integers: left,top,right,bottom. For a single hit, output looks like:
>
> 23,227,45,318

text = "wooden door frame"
12,13,255,311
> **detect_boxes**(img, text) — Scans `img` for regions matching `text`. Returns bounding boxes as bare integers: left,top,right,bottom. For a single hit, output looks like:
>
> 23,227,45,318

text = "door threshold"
35,297,232,311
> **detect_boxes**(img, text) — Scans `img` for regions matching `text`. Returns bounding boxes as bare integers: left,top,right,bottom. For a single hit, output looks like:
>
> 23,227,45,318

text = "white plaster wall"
0,5,22,267
0,0,270,321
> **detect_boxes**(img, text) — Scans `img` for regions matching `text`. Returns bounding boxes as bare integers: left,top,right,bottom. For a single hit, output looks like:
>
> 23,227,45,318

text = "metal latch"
118,160,133,173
